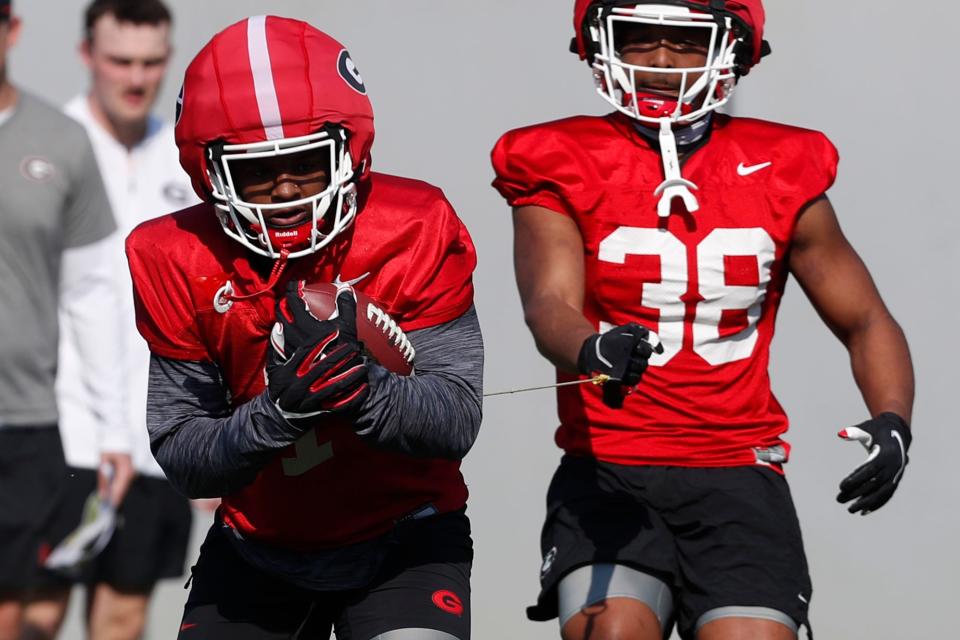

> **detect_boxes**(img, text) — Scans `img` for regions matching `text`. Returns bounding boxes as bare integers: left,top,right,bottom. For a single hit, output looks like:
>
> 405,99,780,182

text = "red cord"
225,249,291,302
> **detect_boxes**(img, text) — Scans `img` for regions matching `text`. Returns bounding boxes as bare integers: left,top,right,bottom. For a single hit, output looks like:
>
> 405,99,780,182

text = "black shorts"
38,469,193,591
529,455,812,639
179,510,473,639
0,426,71,591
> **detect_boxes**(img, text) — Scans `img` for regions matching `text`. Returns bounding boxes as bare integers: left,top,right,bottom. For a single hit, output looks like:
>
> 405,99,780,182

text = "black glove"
266,284,369,424
577,323,663,409
836,412,912,515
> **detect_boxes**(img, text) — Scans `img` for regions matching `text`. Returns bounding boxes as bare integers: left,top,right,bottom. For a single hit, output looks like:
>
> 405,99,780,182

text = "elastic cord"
213,249,290,313
223,249,291,304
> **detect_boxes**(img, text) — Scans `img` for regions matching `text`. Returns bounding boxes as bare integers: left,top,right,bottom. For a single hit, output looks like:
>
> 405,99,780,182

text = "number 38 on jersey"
597,226,776,367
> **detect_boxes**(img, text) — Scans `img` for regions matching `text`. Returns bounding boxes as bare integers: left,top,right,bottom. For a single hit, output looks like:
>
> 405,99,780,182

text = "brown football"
299,282,414,376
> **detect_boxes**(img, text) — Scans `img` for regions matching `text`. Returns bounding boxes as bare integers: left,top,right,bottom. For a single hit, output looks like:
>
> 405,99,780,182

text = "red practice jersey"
127,173,476,549
492,113,838,470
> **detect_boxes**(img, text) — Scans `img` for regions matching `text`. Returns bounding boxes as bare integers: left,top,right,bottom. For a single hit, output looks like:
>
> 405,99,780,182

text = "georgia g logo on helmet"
338,50,366,95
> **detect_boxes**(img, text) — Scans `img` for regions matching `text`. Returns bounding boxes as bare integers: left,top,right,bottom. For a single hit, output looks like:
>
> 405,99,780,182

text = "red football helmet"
175,15,375,259
571,1,769,124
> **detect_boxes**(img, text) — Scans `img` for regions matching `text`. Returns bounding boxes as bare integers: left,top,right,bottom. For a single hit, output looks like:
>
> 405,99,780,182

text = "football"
299,282,414,375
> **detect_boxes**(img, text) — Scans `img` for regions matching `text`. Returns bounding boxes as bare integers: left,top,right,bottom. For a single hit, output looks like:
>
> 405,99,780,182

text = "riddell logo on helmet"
431,590,464,616
273,230,300,238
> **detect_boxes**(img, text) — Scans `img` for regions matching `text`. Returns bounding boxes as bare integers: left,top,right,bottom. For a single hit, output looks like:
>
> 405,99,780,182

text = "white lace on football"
365,303,415,364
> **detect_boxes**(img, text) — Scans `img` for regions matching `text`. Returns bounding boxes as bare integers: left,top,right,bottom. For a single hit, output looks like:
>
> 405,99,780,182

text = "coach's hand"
577,323,663,409
99,452,135,506
266,285,369,425
836,413,912,515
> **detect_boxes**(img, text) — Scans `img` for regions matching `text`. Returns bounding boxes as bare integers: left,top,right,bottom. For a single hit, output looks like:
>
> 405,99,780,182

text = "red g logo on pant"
432,590,464,616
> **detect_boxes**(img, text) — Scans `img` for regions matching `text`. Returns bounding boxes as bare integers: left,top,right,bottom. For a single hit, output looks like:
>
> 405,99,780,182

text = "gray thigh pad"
696,606,798,634
369,630,462,640
557,563,674,628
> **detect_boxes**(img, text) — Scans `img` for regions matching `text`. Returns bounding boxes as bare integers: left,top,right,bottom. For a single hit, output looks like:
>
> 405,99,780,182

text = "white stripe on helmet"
246,15,285,141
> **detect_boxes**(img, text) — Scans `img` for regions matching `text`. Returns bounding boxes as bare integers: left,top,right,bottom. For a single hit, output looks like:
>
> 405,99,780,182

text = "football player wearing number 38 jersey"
125,16,482,640
491,2,914,639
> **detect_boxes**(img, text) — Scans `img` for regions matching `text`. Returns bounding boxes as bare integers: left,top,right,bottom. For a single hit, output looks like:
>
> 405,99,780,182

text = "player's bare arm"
513,205,593,373
514,204,662,407
788,196,914,421
789,195,914,514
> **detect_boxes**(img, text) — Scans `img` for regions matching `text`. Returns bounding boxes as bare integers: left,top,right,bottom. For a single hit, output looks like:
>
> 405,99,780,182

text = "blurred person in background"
23,1,198,639
0,1,130,638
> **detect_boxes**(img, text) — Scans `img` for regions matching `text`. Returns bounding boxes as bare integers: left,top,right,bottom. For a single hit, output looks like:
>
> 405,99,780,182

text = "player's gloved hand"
836,412,912,515
266,283,369,424
577,323,663,409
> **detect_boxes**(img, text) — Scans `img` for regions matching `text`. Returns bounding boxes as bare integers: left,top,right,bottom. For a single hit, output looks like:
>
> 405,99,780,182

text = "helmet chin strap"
653,118,700,218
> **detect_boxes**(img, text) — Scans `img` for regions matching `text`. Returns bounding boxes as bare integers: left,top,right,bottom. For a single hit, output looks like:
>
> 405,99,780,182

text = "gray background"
10,1,956,638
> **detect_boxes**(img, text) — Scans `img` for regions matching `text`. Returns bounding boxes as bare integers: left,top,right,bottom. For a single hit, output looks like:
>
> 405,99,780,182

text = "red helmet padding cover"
176,15,375,201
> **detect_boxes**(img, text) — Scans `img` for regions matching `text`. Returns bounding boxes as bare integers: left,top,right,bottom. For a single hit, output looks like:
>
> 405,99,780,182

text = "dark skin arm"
788,196,914,422
513,205,595,373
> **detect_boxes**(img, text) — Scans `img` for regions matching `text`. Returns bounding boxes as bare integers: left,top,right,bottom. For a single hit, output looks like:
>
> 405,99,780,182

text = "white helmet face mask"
591,3,740,125
206,128,358,259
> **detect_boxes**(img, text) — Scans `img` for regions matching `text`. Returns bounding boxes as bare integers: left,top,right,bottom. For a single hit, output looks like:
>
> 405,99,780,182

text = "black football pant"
179,511,472,639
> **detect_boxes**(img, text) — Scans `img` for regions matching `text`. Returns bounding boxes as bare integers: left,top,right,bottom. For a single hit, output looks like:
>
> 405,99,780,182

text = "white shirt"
57,95,199,476
59,236,128,455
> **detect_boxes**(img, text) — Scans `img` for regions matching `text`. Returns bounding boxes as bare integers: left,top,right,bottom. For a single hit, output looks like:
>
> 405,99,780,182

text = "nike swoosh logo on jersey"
333,272,370,287
737,161,773,176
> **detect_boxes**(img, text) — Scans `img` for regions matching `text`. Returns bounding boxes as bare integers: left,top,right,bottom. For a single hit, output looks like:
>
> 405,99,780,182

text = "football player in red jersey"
125,15,482,640
491,2,914,639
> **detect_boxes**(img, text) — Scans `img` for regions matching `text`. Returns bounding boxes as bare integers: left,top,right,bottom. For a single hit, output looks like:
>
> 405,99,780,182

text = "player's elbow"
151,445,201,499
151,434,246,500
521,296,551,335
156,458,240,500
839,305,903,350
446,401,482,460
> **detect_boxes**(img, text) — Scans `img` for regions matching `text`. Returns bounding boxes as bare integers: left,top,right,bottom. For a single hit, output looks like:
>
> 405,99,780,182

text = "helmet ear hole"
734,37,770,77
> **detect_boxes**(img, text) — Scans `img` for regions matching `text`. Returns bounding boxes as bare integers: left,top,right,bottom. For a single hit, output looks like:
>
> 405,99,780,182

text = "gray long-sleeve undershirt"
147,306,483,499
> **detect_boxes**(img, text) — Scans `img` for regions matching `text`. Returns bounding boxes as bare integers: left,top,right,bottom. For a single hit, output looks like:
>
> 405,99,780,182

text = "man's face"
0,17,22,82
614,22,711,98
82,14,170,125
230,148,331,229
